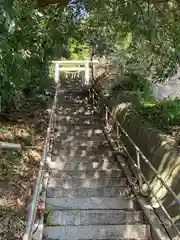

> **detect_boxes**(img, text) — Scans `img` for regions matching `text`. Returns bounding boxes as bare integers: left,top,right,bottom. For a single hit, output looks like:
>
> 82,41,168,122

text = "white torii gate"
52,60,98,86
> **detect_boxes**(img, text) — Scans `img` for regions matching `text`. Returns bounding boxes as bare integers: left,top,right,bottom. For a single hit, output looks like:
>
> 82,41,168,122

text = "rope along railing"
89,85,180,239
23,83,60,240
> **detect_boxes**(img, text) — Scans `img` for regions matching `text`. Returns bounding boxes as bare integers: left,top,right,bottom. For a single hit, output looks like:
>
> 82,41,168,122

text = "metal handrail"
89,85,180,238
91,87,180,205
23,83,60,240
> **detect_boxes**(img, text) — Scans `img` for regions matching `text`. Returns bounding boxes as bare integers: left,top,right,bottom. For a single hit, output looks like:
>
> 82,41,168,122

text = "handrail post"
105,108,109,128
136,149,142,189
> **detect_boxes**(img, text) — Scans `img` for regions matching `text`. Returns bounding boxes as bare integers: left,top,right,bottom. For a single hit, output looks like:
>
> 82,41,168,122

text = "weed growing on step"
44,204,52,225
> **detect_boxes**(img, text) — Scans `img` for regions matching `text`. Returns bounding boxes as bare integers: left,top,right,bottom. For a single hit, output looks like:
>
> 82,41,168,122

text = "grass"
44,205,52,225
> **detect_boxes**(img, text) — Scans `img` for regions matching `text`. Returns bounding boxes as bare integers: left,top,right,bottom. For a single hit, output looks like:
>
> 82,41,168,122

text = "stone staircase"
43,81,151,240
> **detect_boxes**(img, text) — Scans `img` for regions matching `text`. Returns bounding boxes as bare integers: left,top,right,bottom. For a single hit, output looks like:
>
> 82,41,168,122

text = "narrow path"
43,80,150,240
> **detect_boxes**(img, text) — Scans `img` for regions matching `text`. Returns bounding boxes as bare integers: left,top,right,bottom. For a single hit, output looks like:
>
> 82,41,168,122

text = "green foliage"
0,1,81,112
68,38,90,60
107,72,180,131
108,74,153,103
81,0,180,82
140,99,180,130
44,204,52,225
129,74,153,102
1,0,180,114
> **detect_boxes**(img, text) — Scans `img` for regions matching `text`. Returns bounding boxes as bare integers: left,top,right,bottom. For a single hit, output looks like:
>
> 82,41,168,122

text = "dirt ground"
0,93,53,239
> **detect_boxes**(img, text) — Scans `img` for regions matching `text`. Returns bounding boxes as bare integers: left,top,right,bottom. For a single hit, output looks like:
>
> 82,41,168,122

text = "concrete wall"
98,90,180,237
152,79,180,100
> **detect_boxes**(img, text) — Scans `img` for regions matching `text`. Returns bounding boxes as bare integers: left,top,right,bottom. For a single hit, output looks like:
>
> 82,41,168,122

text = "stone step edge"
44,224,150,239
45,163,121,170
48,209,146,226
48,177,127,185
45,197,134,210
45,170,124,178
46,186,132,198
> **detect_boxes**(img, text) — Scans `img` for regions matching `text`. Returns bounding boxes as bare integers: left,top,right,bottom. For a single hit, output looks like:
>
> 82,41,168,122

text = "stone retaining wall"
98,90,180,235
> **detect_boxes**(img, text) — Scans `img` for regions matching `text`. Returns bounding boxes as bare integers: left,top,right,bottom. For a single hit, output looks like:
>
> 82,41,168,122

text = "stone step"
52,142,112,157
54,126,103,135
57,102,93,108
46,197,134,210
58,89,88,94
48,177,127,188
48,210,144,226
54,122,102,130
44,225,150,239
57,105,96,113
49,170,123,178
58,101,90,107
51,146,113,158
58,88,87,93
57,95,88,103
52,146,109,154
53,141,108,151
55,114,100,121
56,104,97,112
50,154,113,163
52,139,106,149
55,115,101,125
50,150,114,159
56,108,99,116
46,160,121,170
52,133,105,143
45,239,150,240
47,186,130,198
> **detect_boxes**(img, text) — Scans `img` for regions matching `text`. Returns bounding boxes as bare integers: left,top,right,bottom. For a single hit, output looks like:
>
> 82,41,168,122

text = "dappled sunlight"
149,147,180,203
56,108,96,116
92,74,180,239
56,115,98,125
46,82,120,172
48,177,127,189
46,159,120,171
0,91,52,239
107,93,180,211
47,185,130,198
47,169,123,179
55,125,102,135
45,79,128,194
42,77,150,240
